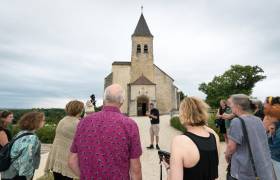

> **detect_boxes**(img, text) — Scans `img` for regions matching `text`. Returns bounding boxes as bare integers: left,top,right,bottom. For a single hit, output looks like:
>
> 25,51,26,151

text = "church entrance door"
137,96,149,116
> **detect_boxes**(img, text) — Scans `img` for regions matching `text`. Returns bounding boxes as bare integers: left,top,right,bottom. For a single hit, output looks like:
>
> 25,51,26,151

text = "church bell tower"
130,13,154,83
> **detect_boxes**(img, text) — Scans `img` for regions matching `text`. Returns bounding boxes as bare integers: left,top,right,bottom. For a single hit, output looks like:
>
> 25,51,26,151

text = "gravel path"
34,115,227,180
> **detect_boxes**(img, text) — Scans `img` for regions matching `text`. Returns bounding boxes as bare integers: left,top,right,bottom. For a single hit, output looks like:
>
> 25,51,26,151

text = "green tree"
178,91,187,102
199,65,266,107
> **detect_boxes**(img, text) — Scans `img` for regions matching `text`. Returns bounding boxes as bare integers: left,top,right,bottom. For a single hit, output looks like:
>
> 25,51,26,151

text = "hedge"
12,124,56,144
170,114,225,141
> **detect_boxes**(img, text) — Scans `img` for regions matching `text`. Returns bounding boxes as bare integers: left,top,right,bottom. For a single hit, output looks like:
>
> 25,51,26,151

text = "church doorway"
137,96,149,116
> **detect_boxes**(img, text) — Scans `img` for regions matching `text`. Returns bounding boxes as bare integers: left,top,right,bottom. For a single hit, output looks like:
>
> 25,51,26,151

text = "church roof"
154,65,174,81
130,75,156,85
112,61,131,66
132,14,153,37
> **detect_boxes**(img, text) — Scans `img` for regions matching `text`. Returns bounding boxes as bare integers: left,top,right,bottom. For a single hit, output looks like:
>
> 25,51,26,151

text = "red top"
71,106,142,180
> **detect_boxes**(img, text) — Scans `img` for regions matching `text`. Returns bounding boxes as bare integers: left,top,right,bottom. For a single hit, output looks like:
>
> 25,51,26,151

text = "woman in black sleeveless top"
0,111,13,149
165,97,219,180
183,131,219,180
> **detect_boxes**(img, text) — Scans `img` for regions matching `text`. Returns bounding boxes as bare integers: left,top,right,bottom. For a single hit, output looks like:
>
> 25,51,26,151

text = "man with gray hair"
225,94,275,180
69,84,142,180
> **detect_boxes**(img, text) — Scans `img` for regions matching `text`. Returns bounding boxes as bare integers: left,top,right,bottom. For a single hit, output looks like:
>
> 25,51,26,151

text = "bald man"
69,84,142,180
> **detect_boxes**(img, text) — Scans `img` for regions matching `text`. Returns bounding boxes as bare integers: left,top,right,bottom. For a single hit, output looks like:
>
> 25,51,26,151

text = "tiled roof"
132,14,153,37
130,75,155,85
112,61,131,65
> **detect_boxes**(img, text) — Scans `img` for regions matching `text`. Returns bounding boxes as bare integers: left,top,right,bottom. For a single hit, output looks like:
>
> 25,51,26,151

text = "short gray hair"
103,85,125,104
230,94,254,112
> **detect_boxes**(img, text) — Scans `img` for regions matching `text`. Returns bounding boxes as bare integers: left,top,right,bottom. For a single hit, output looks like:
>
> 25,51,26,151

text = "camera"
158,150,171,164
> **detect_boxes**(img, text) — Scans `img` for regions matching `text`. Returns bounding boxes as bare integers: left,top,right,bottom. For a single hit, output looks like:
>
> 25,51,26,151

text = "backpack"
0,132,34,172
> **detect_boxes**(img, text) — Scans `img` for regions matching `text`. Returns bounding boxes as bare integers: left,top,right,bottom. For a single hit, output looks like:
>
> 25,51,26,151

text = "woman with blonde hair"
165,97,220,180
45,100,84,180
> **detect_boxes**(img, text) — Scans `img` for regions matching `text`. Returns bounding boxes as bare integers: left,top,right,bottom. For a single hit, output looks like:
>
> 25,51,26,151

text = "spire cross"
141,6,143,14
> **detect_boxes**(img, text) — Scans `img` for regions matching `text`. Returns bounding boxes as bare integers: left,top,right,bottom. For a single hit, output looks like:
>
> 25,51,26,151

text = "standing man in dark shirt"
146,103,160,150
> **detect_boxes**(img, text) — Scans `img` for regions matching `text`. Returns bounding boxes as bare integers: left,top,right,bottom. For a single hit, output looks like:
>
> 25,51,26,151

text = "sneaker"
146,145,154,149
156,144,160,150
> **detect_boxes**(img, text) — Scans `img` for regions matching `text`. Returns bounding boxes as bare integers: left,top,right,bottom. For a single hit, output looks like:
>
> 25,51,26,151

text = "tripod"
160,161,163,180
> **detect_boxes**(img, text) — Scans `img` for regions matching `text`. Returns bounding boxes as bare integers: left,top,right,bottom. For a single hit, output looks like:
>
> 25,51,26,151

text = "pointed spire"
132,11,153,37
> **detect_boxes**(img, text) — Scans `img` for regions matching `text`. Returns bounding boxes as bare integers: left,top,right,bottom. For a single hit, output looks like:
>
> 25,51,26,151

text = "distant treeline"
3,106,103,125
2,108,65,124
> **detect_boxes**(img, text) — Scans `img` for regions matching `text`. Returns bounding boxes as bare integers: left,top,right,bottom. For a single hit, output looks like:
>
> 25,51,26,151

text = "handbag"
0,132,34,171
237,116,260,180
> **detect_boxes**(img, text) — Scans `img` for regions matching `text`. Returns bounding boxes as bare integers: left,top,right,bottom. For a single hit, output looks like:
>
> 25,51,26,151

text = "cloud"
0,0,279,108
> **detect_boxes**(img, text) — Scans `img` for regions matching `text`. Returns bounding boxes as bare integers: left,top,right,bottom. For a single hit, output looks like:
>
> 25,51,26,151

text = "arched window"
137,44,141,53
144,44,148,53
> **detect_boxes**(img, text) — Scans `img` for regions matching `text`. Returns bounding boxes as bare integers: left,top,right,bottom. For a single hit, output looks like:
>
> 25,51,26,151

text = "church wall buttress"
112,65,131,114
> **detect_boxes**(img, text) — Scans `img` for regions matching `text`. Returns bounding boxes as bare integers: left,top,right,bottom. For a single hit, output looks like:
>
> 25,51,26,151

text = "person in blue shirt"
1,112,45,180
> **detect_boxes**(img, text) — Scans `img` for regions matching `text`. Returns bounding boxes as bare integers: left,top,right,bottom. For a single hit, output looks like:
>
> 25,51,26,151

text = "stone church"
104,13,180,116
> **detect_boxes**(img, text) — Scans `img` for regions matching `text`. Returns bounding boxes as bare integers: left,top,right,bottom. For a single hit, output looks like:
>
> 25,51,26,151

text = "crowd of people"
0,83,279,180
214,95,280,180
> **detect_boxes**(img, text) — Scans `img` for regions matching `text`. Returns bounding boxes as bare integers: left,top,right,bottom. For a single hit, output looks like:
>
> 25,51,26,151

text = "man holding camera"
146,103,160,150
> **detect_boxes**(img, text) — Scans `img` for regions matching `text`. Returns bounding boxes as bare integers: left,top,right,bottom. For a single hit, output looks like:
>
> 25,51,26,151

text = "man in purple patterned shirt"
68,84,142,180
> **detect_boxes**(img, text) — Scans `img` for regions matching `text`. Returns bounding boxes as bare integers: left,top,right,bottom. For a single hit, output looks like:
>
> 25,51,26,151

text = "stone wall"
154,66,176,114
130,85,156,101
112,65,131,114
129,85,156,116
104,72,113,89
131,36,154,83
171,86,179,110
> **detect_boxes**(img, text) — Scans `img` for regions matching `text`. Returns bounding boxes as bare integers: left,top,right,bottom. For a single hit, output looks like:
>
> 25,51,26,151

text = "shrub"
170,117,186,133
36,124,56,143
12,123,56,144
3,108,65,125
170,114,225,142
207,113,225,142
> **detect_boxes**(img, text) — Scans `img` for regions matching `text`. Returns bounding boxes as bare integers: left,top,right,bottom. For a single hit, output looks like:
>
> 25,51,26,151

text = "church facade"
104,13,180,116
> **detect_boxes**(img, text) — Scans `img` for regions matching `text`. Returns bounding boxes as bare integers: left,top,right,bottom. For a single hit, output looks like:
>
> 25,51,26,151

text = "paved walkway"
34,115,227,180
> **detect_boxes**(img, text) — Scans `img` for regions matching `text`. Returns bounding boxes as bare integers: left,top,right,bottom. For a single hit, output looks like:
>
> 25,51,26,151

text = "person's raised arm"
216,109,221,119
222,113,235,120
130,158,142,180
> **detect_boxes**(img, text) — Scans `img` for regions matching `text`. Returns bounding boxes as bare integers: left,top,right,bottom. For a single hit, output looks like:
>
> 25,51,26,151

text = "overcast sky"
0,0,279,108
